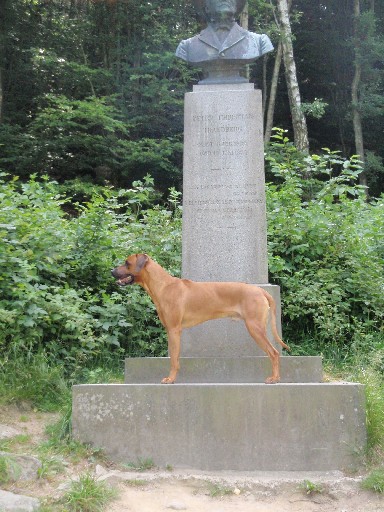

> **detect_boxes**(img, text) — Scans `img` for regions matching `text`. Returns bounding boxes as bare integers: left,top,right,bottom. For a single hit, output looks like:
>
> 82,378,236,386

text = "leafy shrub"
266,130,384,351
0,173,180,383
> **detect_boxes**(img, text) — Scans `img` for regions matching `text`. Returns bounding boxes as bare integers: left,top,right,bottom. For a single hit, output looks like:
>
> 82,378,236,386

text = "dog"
111,253,289,384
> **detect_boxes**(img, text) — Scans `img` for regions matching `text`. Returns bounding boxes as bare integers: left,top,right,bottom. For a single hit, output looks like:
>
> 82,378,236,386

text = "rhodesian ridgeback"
111,253,289,384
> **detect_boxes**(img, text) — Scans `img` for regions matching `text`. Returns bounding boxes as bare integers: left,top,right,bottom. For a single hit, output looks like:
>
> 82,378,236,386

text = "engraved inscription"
204,125,242,133
188,182,263,191
182,91,268,283
191,113,256,122
189,109,262,158
184,180,266,216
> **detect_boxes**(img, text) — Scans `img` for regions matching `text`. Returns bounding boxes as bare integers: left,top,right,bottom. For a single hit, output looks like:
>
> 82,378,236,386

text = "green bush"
266,130,384,352
1,134,383,439
0,173,180,387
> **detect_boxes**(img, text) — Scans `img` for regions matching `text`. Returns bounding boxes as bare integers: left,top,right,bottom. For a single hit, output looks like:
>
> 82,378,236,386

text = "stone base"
124,356,323,384
72,382,366,471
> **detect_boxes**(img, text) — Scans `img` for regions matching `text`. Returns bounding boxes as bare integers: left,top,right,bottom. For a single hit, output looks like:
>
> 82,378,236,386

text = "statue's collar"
198,23,246,51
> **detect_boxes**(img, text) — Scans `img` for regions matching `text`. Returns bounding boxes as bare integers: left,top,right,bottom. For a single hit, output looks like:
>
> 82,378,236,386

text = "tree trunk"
351,59,365,171
0,66,3,123
265,0,292,143
0,0,10,123
239,2,249,80
239,1,248,30
264,41,282,143
352,0,368,193
262,54,268,116
275,0,309,152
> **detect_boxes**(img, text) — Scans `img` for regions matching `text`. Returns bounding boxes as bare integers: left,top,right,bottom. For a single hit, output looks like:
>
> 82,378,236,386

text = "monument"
71,0,366,471
178,0,279,356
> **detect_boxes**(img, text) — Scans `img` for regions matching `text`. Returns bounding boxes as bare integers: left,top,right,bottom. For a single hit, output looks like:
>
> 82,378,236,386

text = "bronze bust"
176,0,273,83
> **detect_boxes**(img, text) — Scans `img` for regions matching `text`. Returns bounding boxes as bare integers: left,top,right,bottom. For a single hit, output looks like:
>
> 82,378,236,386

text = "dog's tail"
263,290,290,351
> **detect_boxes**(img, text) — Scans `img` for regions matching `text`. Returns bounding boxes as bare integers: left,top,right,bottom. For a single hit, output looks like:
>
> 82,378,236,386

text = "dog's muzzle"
116,274,135,286
111,269,135,286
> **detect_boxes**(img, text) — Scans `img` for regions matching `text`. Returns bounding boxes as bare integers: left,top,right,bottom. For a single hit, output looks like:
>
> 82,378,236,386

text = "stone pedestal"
71,81,367,472
72,381,366,471
182,84,267,284
181,83,280,355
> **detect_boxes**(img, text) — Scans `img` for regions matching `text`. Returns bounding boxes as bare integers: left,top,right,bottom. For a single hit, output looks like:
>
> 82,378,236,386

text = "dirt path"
107,470,384,512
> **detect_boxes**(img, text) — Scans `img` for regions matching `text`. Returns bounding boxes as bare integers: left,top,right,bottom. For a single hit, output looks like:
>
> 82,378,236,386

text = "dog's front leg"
161,327,181,384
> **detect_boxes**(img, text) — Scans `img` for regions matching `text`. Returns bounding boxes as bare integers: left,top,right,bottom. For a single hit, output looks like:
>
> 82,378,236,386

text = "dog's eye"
125,261,130,268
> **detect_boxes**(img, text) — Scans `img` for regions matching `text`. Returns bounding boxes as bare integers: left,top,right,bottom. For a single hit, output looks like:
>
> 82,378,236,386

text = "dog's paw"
161,377,175,384
265,376,280,384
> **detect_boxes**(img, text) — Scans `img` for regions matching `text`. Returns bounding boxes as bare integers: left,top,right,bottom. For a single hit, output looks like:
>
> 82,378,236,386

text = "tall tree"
264,41,282,143
0,0,199,190
275,0,309,152
0,0,11,122
284,0,384,195
350,0,384,193
351,0,366,190
264,0,292,143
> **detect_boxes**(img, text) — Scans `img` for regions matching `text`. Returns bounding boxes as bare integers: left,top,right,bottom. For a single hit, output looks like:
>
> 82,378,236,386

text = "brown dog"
112,253,289,384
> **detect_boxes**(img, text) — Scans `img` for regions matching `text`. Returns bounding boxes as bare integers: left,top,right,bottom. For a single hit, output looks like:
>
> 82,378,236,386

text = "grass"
124,478,148,487
124,457,156,472
0,352,70,412
0,352,123,413
37,455,66,480
361,468,384,493
357,369,384,462
206,483,234,498
37,399,106,465
0,455,10,485
299,479,324,495
61,473,117,511
0,454,22,484
0,434,31,452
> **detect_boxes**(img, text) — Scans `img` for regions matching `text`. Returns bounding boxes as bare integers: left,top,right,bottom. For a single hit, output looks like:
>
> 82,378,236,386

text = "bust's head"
193,0,246,22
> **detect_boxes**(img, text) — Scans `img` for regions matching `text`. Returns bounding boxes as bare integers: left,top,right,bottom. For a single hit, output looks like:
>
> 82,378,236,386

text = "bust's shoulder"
175,37,192,59
246,31,274,53
175,27,212,60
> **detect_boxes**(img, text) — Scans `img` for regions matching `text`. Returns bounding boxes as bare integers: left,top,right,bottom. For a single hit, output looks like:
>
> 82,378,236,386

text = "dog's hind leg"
245,319,280,384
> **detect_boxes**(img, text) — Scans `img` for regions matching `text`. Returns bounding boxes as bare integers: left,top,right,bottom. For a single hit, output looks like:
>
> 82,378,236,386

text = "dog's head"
111,253,149,286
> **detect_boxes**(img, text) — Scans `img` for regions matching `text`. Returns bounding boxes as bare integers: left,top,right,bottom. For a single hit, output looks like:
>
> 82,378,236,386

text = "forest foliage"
1,0,384,195
0,137,383,378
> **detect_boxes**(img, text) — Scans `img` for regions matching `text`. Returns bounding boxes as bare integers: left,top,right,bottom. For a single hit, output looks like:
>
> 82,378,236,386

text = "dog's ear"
135,253,149,272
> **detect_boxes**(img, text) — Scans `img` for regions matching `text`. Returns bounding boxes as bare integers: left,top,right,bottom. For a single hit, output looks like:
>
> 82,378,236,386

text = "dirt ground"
1,404,383,512
106,470,384,512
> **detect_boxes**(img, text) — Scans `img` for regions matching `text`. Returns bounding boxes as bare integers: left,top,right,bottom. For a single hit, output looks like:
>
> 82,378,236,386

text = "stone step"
72,382,366,472
124,356,323,383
